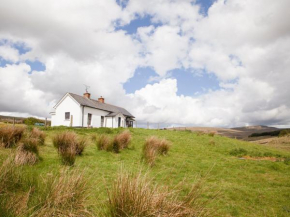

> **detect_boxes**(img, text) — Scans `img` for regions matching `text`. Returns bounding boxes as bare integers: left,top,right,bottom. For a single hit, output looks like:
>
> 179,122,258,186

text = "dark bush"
249,130,281,137
279,129,290,137
229,148,248,157
23,117,44,126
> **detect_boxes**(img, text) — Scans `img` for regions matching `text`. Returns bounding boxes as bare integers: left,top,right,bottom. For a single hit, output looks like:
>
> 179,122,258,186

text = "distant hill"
167,125,282,140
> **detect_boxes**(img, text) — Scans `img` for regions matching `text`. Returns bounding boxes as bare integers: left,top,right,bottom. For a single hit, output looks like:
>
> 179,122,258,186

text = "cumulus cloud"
0,0,289,127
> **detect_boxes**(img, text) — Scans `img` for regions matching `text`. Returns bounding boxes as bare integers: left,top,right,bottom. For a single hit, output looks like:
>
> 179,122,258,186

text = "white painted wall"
83,106,109,128
51,94,82,127
105,113,126,128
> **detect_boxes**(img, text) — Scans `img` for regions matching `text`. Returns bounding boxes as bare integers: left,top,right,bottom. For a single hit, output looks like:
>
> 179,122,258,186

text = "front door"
118,117,121,127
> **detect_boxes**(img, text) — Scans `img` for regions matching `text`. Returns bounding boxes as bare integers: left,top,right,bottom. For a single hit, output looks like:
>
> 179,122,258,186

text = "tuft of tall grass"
97,131,132,153
0,156,92,216
96,134,111,151
142,136,170,166
208,132,216,137
0,126,25,148
32,170,91,217
106,171,214,217
30,127,46,145
0,157,36,216
113,130,132,150
0,157,23,194
53,132,86,165
76,137,88,156
91,134,97,142
15,138,40,165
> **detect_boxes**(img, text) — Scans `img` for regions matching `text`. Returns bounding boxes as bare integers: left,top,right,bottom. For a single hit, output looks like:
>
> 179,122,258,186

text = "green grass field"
0,127,290,216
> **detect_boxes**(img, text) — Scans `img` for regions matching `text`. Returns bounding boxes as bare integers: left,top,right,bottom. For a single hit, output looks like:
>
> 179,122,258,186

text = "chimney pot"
98,96,105,103
83,92,91,99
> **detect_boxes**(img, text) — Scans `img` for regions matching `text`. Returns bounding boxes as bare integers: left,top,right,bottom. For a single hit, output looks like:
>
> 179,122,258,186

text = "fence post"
70,115,73,127
13,117,15,126
45,118,47,127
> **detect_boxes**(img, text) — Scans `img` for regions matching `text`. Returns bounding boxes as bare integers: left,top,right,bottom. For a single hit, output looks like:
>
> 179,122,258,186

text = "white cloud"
0,0,289,127
0,43,19,63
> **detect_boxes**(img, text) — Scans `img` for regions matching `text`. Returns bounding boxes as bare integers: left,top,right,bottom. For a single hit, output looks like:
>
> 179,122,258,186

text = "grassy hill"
0,127,290,216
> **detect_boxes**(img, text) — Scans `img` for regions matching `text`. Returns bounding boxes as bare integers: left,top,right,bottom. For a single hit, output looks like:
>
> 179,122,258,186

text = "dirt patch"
238,156,280,162
251,136,290,151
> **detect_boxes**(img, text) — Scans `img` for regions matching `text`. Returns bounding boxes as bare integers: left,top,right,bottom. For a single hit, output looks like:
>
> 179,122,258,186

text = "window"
101,116,104,127
87,113,92,126
65,112,70,120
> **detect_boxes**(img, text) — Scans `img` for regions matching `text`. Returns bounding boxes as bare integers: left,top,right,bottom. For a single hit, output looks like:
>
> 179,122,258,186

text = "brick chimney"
98,96,105,103
83,92,91,99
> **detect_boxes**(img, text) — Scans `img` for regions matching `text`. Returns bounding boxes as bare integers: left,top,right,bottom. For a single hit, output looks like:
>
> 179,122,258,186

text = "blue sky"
120,0,218,96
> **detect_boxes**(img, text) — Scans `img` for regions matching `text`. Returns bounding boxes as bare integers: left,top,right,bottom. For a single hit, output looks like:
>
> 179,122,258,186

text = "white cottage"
50,92,135,128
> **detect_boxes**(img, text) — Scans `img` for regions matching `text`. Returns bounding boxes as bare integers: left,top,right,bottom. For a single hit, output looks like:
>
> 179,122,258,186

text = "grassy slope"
0,127,290,216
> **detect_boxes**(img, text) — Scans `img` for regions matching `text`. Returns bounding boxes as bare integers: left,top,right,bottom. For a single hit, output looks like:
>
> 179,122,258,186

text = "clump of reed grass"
91,134,97,142
0,126,25,148
97,131,132,153
32,170,91,217
53,132,87,165
0,157,23,194
196,131,205,136
30,127,46,145
96,134,112,151
113,130,132,150
106,171,214,217
15,138,40,165
208,132,216,137
76,137,87,155
142,136,170,166
0,157,34,216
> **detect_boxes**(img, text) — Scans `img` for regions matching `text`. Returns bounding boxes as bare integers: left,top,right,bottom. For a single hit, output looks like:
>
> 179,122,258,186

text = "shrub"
249,130,281,137
106,171,213,217
15,138,39,165
23,117,43,126
53,132,80,165
229,148,248,157
113,130,132,150
96,134,111,151
30,128,46,145
279,129,290,137
0,126,25,148
142,136,170,166
32,170,91,217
